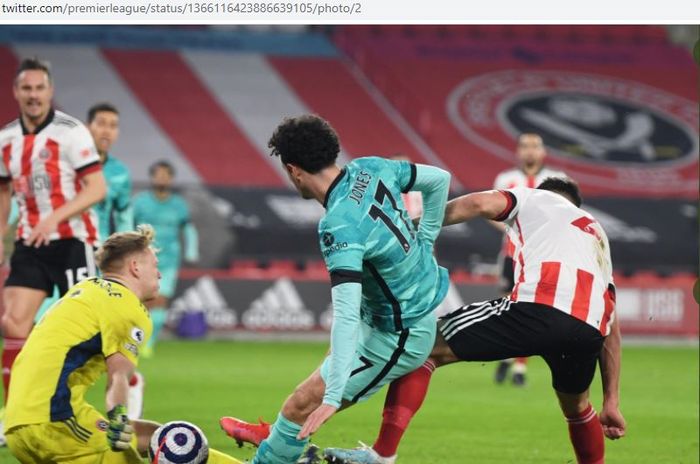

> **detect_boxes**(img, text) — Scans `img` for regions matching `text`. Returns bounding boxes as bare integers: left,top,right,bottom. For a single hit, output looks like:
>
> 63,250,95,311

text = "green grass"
1,341,698,463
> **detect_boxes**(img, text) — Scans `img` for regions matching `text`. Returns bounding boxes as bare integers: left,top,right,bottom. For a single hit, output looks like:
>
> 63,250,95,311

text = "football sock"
209,448,244,464
566,403,605,464
513,359,528,374
2,337,26,404
373,360,435,458
147,308,168,350
253,413,308,464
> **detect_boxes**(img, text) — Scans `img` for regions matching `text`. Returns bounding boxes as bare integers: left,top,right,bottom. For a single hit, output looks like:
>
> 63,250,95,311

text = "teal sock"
148,308,168,349
253,413,308,464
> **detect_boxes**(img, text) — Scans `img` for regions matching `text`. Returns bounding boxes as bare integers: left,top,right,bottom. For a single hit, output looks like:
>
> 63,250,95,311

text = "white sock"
127,371,145,420
513,362,527,374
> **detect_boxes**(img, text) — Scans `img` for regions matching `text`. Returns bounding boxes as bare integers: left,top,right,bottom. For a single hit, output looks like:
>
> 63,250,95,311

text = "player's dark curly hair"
537,177,583,207
268,115,340,174
15,57,52,83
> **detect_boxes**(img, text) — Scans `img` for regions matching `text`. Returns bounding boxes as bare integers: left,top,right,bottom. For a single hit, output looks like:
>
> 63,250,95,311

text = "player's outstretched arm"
299,281,362,439
443,190,509,226
599,315,626,440
411,165,451,245
105,352,136,451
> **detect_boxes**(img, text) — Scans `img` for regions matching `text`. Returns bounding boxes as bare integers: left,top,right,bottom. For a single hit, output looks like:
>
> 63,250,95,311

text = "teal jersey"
320,157,449,332
132,190,191,268
94,155,133,241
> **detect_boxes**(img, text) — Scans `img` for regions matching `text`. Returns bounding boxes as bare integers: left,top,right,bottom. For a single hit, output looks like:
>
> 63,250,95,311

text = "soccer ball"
149,421,209,464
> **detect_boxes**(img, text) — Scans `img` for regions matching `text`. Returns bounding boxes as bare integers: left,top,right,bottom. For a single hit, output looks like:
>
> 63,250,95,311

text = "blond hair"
95,225,156,274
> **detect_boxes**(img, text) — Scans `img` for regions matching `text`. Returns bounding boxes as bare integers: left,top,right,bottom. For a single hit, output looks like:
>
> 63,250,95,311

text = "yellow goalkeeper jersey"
4,277,152,431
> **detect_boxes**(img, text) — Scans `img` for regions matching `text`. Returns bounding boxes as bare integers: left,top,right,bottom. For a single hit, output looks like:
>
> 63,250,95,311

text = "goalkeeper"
3,226,237,464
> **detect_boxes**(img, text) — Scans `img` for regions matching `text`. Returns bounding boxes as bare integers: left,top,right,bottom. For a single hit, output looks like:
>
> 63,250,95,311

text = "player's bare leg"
555,389,605,464
222,368,338,464
324,332,459,464
1,287,46,402
220,367,327,448
1,287,61,447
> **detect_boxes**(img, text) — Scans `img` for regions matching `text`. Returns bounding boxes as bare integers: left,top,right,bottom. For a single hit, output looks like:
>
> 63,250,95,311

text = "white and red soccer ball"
149,421,209,464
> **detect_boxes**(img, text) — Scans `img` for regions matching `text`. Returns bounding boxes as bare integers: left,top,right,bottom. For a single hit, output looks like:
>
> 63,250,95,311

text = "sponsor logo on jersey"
322,231,350,256
448,70,698,194
322,232,335,246
322,241,349,257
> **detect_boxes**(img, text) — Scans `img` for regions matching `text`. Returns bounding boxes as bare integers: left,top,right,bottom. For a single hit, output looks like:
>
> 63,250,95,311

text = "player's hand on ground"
600,404,626,440
106,404,134,451
25,216,58,247
298,403,337,439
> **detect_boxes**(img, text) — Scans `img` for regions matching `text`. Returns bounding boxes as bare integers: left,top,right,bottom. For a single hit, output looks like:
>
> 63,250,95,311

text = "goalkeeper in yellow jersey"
4,225,241,464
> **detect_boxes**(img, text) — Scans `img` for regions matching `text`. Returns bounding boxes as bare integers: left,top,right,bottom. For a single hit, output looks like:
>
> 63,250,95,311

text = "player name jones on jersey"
349,170,373,205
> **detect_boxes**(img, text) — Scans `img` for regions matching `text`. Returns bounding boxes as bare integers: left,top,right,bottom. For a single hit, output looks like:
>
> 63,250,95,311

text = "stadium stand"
0,25,696,337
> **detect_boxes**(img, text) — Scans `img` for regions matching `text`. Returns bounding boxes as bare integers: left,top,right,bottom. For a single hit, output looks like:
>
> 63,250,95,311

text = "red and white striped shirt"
494,167,567,258
496,188,616,336
0,109,102,245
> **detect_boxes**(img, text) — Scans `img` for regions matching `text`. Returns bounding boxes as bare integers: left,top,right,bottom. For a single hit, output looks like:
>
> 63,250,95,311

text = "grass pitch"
1,340,697,463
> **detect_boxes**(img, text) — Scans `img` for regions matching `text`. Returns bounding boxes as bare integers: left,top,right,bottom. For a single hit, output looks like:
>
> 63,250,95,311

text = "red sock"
566,404,605,464
2,337,26,404
373,360,435,458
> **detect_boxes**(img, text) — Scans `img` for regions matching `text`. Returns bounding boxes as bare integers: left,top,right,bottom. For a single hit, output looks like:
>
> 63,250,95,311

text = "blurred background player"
87,102,134,242
133,160,199,357
3,226,241,464
0,57,106,444
491,133,567,386
325,178,625,464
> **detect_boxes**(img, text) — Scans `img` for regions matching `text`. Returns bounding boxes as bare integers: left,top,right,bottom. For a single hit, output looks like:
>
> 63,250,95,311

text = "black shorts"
439,298,605,394
499,256,515,294
5,239,97,296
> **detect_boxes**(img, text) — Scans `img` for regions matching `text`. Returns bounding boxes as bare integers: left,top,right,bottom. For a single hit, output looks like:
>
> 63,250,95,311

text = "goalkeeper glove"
106,404,134,451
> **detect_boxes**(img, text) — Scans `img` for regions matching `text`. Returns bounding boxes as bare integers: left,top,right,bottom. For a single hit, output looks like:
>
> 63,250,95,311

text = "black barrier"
208,186,699,275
